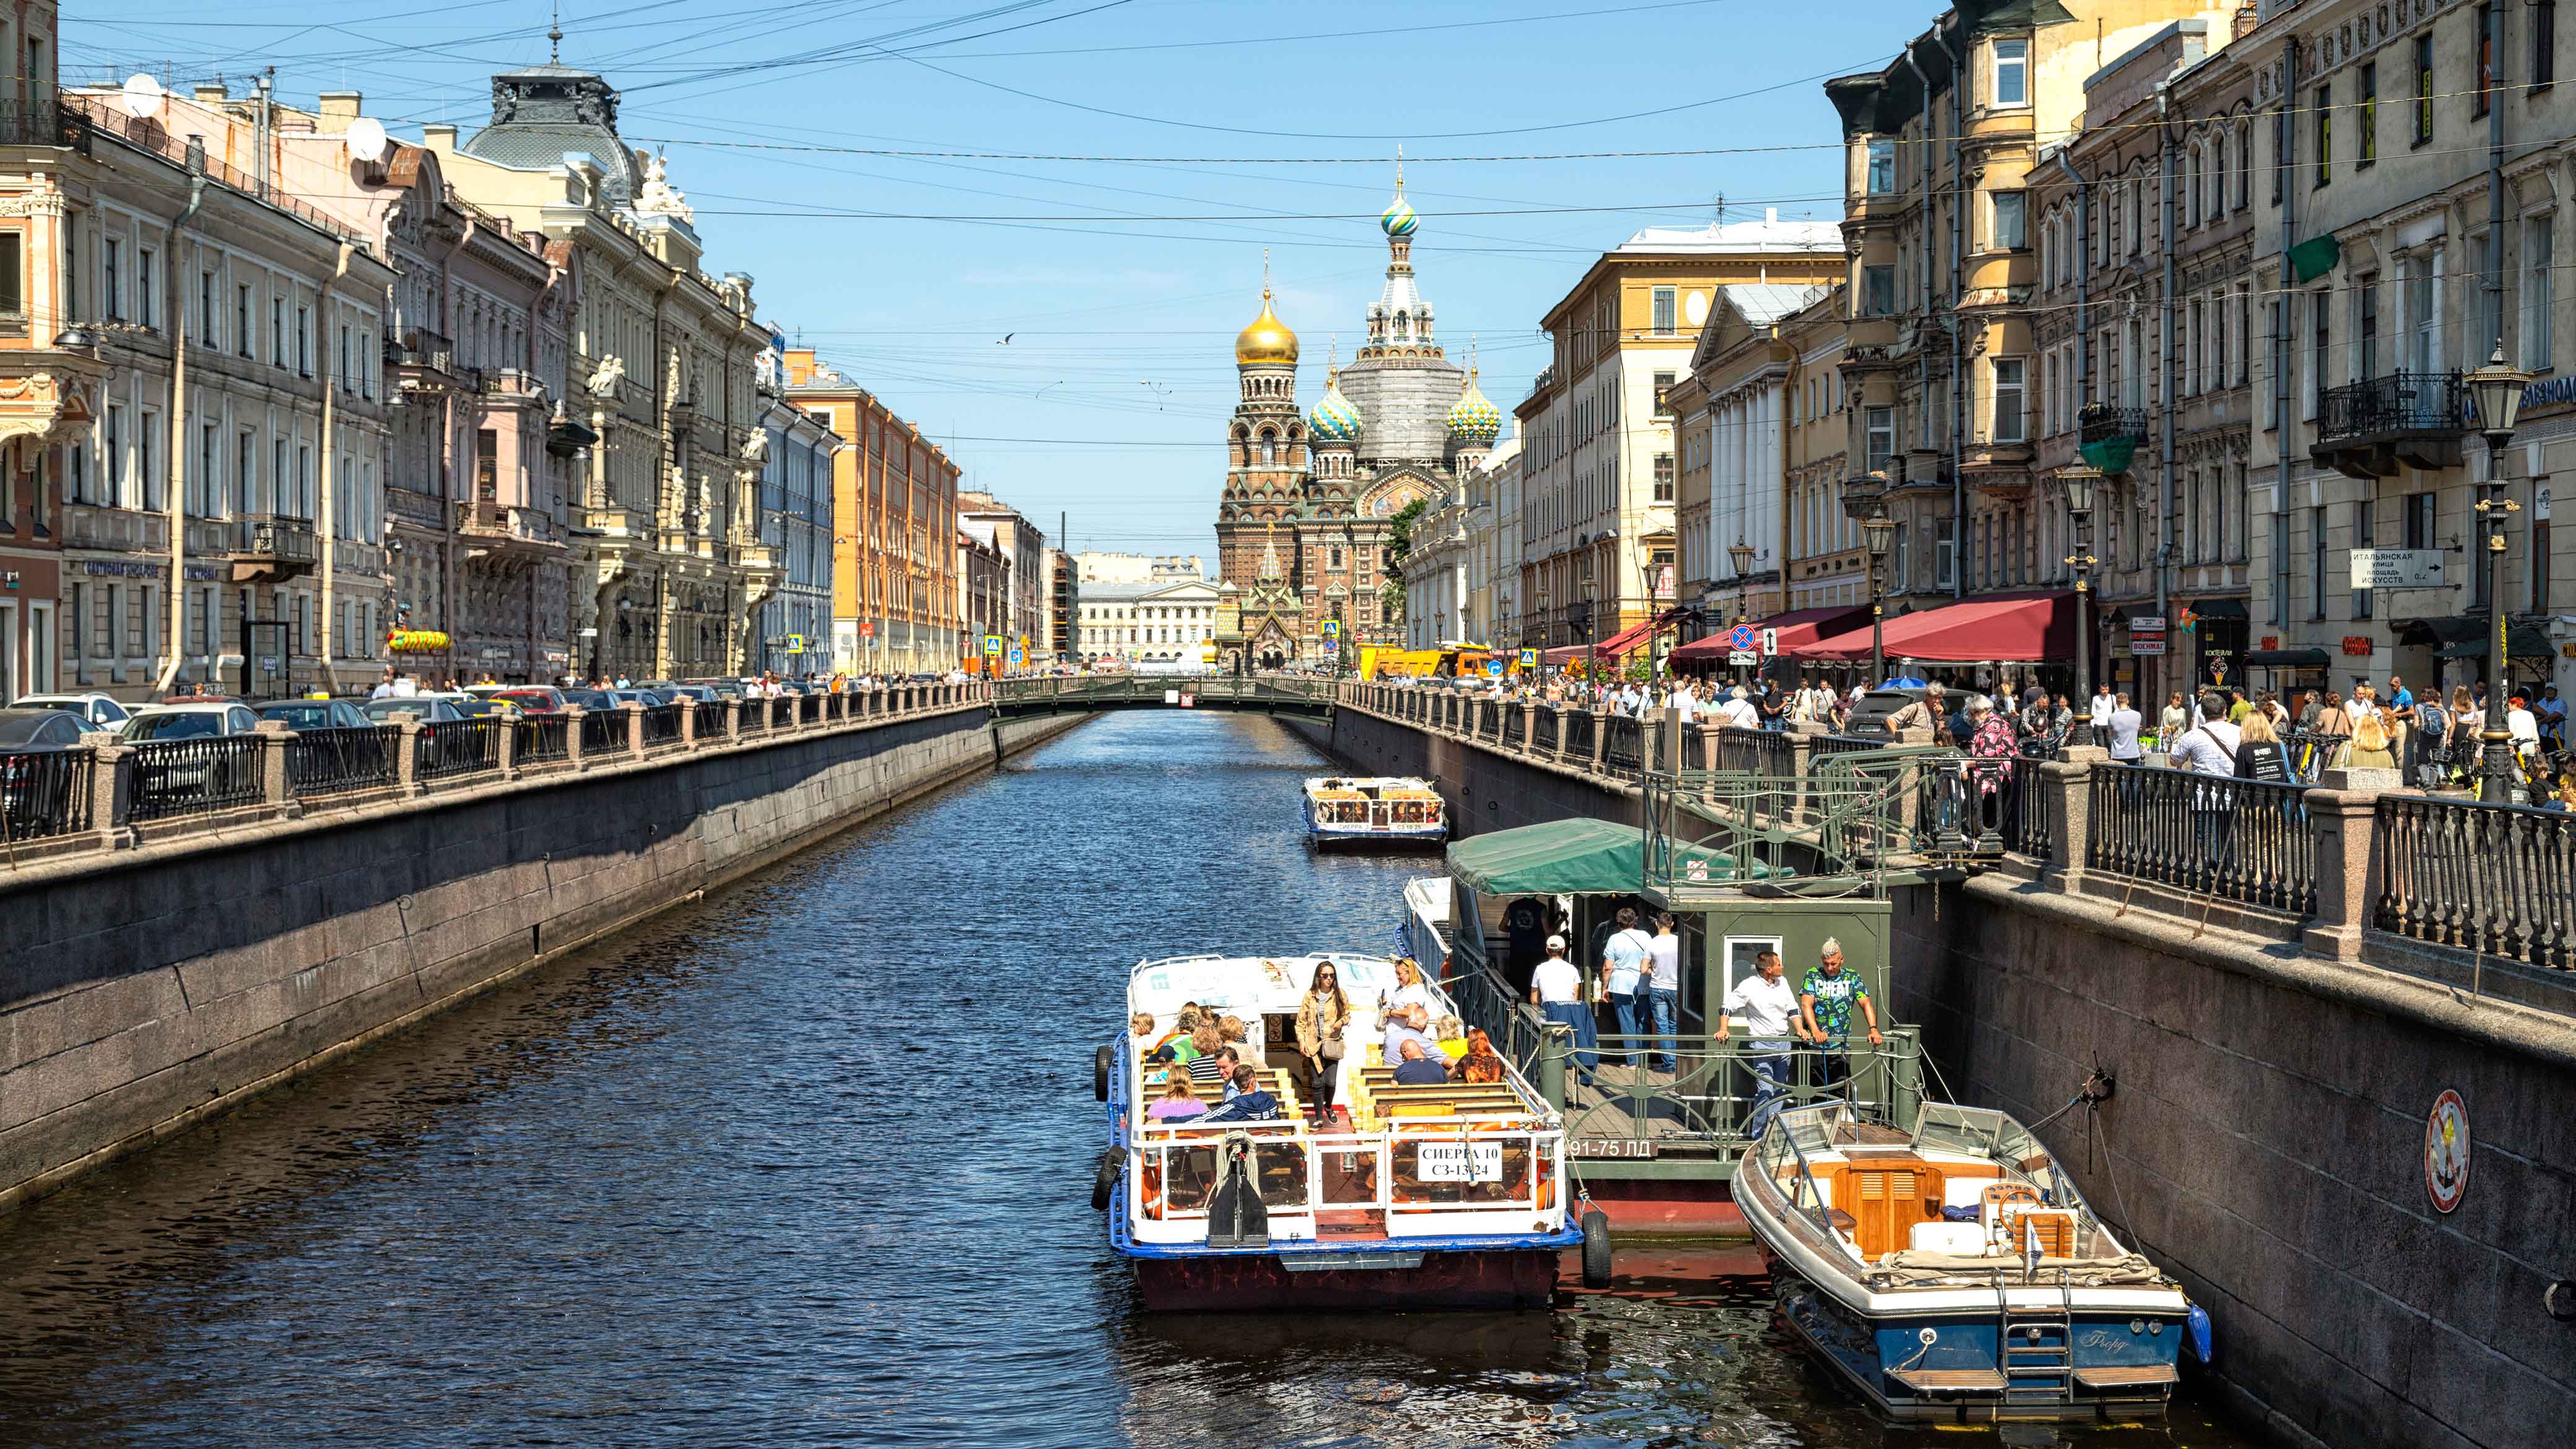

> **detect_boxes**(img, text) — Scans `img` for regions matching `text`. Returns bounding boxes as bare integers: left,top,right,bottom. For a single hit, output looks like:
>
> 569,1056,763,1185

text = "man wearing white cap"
1715,685,1760,731
1528,934,1596,1069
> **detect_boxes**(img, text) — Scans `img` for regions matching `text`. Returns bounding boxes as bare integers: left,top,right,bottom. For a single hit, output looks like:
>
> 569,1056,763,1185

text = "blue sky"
69,0,1929,557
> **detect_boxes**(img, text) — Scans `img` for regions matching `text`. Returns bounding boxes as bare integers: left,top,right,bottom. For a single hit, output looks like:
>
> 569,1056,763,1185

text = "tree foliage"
1382,497,1429,580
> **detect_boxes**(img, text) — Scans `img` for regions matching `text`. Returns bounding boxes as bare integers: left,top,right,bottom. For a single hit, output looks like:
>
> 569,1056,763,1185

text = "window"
236,284,251,357
296,305,309,375
137,249,154,328
196,423,216,518
2525,216,2554,372
2358,63,2377,166
2415,34,2437,143
2475,4,2495,118
1866,137,1897,194
2539,1,2560,89
338,323,350,390
2351,498,2374,619
139,416,158,512
272,297,285,366
1863,264,1895,316
2271,106,2290,204
103,238,120,320
1992,189,2026,251
2308,506,2328,618
1653,452,1674,502
2314,85,2331,186
236,430,255,515
1651,286,1677,336
62,217,76,321
1652,371,1675,416
1865,407,1895,474
2357,275,2380,380
2404,492,2437,550
105,405,124,503
0,231,19,321
1991,358,2026,443
2309,289,2331,419
200,269,215,341
1993,38,2028,107
2408,258,2441,373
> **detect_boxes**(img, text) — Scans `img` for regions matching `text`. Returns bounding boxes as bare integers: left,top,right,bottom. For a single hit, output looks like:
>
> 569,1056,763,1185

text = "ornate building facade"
1212,176,1499,667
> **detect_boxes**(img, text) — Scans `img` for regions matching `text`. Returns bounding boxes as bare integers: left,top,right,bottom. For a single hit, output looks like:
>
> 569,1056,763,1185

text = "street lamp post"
2058,464,2103,751
2466,347,2532,803
1727,538,1756,691
1840,472,1892,690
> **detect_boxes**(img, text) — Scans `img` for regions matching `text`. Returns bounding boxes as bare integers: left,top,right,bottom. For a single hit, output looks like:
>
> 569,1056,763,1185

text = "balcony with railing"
0,97,94,152
457,498,562,550
227,515,320,584
2312,370,2467,480
386,328,468,394
2076,404,2149,473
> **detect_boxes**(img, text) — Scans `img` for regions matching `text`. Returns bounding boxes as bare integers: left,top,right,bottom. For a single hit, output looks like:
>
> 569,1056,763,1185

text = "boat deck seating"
1775,1156,2117,1265
1349,1064,1532,1131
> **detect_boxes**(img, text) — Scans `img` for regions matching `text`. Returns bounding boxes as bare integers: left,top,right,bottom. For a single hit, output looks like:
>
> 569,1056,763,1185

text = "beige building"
958,489,1048,659
2239,0,2576,698
1516,215,1842,652
1827,2,2243,614
424,58,773,683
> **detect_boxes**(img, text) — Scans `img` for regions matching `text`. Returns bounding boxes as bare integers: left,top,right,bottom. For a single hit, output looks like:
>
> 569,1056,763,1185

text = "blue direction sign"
1321,619,1341,641
1007,646,1025,668
1486,659,1505,677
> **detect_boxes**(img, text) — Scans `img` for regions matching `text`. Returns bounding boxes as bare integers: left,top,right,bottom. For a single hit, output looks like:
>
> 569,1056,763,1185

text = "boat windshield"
1910,1101,2014,1157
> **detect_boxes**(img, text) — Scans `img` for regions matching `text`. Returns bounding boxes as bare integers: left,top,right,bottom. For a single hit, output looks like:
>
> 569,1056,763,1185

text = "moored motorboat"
1302,777,1445,848
1095,952,1594,1311
1738,1100,2204,1421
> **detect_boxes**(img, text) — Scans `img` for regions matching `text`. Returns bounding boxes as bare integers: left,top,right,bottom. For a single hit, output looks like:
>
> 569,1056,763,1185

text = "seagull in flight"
998,333,1015,344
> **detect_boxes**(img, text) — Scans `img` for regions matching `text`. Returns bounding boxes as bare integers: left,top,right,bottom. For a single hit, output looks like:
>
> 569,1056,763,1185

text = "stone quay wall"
0,698,1087,1213
1308,686,2574,1449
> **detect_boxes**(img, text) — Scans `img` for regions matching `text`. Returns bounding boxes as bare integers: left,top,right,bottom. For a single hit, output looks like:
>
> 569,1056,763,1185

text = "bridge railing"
1,682,998,869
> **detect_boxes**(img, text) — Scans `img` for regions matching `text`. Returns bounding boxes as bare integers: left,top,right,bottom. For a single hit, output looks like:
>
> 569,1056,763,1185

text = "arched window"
1260,432,1277,465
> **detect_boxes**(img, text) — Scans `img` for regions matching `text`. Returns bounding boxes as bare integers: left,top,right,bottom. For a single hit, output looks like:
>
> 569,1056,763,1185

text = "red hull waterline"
1134,1250,1559,1312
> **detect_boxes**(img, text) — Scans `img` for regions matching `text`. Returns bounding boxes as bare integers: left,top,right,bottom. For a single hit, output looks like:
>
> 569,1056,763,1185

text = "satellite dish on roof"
119,72,164,119
346,116,389,164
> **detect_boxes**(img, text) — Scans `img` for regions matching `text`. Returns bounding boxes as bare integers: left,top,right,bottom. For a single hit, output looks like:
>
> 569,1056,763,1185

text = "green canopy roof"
1446,818,1778,897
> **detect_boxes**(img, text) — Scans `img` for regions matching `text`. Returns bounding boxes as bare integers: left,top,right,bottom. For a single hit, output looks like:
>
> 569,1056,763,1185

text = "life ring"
1536,1165,1556,1212
1139,1160,1164,1219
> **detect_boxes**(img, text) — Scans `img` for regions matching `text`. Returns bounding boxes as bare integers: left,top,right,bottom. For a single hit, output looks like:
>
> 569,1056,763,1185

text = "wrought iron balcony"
227,514,318,583
0,98,93,152
386,328,461,391
2313,370,2467,479
2078,405,2149,448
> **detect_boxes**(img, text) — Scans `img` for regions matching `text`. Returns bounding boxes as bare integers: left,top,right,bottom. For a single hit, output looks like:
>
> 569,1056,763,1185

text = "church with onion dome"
1212,166,1503,668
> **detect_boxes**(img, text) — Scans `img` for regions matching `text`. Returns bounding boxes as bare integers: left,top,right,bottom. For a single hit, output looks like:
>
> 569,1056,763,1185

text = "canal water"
0,713,2265,1448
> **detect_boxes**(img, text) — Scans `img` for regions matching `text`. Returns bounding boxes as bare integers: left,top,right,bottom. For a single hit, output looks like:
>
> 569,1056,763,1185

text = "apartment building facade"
1668,282,1845,628
958,489,1049,659
783,349,960,675
755,357,838,678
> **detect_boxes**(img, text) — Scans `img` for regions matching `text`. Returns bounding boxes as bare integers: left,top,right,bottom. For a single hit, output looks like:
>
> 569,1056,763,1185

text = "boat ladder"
1995,1268,2076,1404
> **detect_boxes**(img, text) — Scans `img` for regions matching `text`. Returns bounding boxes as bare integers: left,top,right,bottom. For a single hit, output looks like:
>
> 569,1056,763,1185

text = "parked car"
492,687,567,713
461,683,515,699
359,697,466,724
451,697,511,718
658,683,720,704
10,692,133,729
123,702,263,741
0,708,90,836
681,677,745,701
558,688,619,711
0,709,87,749
255,698,373,732
120,702,265,806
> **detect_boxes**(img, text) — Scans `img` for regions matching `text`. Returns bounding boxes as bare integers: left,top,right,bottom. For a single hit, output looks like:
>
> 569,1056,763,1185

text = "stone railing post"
253,720,295,812
1589,706,1609,775
395,719,424,796
761,695,778,731
564,706,588,769
725,698,743,741
678,699,698,749
2042,749,2105,880
495,710,518,779
2302,772,2397,961
624,700,646,760
1520,700,1538,755
80,733,131,848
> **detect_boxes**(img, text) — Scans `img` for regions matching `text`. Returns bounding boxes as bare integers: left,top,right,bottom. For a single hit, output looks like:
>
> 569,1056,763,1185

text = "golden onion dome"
1235,288,1300,365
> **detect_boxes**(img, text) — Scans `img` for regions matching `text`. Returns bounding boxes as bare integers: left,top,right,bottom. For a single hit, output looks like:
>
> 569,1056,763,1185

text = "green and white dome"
1308,368,1362,442
1447,368,1502,446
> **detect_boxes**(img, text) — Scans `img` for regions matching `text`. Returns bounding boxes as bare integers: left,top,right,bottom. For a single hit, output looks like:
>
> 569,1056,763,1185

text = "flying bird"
998,333,1015,344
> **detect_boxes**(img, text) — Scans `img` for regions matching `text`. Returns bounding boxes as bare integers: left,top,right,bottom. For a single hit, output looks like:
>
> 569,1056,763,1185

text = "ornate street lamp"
1841,472,1892,688
2057,463,2104,751
1726,538,1757,688
2465,347,2532,803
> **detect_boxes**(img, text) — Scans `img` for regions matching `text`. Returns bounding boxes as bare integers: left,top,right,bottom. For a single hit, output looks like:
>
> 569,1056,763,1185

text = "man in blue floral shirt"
1798,938,1882,1095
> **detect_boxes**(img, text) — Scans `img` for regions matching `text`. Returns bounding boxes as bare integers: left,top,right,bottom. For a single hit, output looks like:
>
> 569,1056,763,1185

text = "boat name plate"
1568,1139,1659,1160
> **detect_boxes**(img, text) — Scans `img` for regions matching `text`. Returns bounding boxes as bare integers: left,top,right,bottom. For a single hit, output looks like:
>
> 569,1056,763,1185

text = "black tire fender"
1094,1044,1114,1102
1580,1208,1614,1289
1092,1152,1120,1212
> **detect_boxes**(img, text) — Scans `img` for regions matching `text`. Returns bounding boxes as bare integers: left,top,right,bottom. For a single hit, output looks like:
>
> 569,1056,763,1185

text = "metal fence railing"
1711,726,1796,777
2085,764,2317,915
578,708,619,757
284,726,399,794
1561,708,1596,762
740,701,770,736
1601,715,1642,777
515,713,570,765
2373,793,2575,972
640,703,684,749
1,749,95,842
1533,704,1560,755
417,717,505,783
128,736,264,821
694,700,729,739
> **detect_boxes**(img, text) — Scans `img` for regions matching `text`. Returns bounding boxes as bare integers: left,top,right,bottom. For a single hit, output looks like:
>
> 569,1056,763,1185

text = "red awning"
1669,605,1871,661
1540,609,1684,666
1788,591,2076,663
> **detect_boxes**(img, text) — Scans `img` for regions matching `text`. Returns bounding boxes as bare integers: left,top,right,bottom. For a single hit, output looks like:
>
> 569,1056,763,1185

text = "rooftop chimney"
193,82,227,104
316,91,362,129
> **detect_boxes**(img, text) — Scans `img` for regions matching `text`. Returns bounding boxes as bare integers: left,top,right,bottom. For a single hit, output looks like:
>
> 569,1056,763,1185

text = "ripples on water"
0,714,2260,1448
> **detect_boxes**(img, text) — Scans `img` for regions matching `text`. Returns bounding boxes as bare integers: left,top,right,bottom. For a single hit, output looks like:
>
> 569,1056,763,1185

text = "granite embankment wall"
1305,698,2575,1449
0,705,1089,1212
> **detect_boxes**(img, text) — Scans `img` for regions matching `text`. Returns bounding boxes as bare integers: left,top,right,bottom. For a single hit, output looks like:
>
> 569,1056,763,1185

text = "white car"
11,692,133,729
119,702,266,808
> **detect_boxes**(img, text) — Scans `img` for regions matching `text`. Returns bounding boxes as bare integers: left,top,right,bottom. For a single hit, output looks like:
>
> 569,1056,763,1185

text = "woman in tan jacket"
1294,960,1352,1127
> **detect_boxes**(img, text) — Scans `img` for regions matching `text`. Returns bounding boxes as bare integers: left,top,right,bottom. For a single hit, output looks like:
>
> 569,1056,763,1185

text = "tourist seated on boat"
1155,1007,1206,1062
1381,957,1435,1017
1382,1003,1439,1064
1451,1030,1505,1085
1431,1014,1468,1059
1129,1012,1158,1055
1185,1027,1227,1087
1196,1064,1284,1123
1216,1014,1264,1069
1391,1039,1450,1086
1147,1079,1208,1122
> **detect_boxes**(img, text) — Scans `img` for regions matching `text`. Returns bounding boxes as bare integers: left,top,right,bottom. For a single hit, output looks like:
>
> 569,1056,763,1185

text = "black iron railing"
284,726,399,794
515,713,570,765
1502,704,1526,748
694,700,728,739
128,736,264,821
2078,404,2149,447
417,717,504,782
230,513,320,567
578,708,619,757
1561,708,1596,762
1533,705,1560,755
2317,370,2466,443
640,703,683,748
740,700,769,734
1713,726,1795,777
0,749,94,840
1813,734,1888,757
1601,715,1643,777
2086,765,2316,914
2373,794,2575,972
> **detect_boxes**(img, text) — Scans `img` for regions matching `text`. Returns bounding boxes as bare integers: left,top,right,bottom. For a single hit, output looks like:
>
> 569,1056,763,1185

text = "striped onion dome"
1380,186,1419,238
1447,368,1502,446
1308,368,1362,442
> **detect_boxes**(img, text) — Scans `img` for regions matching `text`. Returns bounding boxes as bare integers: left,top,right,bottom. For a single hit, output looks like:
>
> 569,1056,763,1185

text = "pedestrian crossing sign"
1517,648,1538,669
1321,619,1341,642
982,635,1003,656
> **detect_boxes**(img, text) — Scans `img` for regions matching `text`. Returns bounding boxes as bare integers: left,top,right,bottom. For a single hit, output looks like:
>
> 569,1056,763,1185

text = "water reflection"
0,713,2259,1449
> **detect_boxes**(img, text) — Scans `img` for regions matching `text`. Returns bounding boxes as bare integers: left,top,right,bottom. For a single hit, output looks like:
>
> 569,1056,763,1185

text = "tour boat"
1094,952,1596,1312
1301,777,1446,848
1738,1100,2206,1421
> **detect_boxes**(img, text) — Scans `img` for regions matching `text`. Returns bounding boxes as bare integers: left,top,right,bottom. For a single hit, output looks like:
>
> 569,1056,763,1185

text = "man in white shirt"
1717,949,1809,1138
1644,913,1682,1075
388,672,419,698
2167,692,2243,876
1527,935,1596,1069
2089,684,2115,738
1599,907,1655,1068
1715,685,1760,731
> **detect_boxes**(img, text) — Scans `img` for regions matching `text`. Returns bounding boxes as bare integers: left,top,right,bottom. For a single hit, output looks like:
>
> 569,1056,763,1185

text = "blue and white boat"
1738,1100,2204,1421
1301,777,1446,849
1093,952,1595,1311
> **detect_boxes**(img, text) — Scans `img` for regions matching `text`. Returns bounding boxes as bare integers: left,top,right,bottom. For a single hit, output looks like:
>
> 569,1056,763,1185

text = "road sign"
1321,619,1341,642
860,620,876,638
1728,650,1757,667
785,633,805,652
982,634,1003,656
2350,547,2447,590
1485,659,1504,677
1517,648,1538,669
1759,628,1777,656
1007,646,1025,668
2130,616,2167,656
1729,624,1757,653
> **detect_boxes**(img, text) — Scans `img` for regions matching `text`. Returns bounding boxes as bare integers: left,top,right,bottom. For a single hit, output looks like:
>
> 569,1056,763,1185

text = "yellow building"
783,349,960,674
